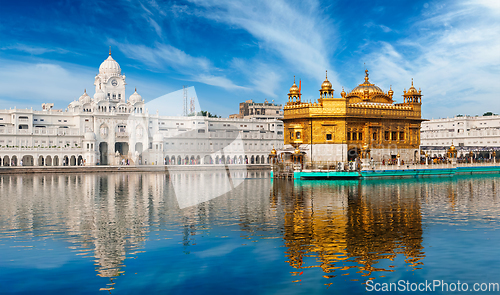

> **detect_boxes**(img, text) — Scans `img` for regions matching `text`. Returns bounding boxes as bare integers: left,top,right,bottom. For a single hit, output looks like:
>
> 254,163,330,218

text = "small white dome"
99,55,121,75
84,132,96,141
94,87,106,102
69,100,81,108
129,88,143,103
79,90,91,104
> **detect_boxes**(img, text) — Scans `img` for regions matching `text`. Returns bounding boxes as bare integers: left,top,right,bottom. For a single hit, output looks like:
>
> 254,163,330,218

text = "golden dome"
388,86,394,96
289,76,300,95
348,70,384,97
407,78,418,94
270,146,277,155
294,147,301,154
321,70,332,90
448,144,456,152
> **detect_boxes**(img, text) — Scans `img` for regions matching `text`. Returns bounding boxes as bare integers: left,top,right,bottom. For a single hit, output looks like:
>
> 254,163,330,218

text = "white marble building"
420,114,500,157
0,53,284,167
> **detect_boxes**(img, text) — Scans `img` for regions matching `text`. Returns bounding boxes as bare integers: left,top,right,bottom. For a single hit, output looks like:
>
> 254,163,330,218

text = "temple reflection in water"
1,172,500,291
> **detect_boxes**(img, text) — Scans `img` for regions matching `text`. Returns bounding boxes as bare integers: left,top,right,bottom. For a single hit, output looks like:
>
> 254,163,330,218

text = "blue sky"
0,0,498,118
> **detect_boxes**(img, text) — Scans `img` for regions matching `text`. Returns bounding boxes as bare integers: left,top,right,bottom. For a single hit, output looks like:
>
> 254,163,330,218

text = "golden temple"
282,70,424,163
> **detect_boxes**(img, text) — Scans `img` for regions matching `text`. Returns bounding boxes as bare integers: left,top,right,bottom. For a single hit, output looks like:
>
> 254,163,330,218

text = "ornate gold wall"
282,71,424,161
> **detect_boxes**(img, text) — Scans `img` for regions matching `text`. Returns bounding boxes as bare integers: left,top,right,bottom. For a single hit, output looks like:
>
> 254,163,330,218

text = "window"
296,132,301,139
290,132,294,139
326,134,332,140
372,132,377,140
358,132,363,141
352,132,357,141
347,132,351,141
399,132,404,140
392,131,397,140
385,131,390,141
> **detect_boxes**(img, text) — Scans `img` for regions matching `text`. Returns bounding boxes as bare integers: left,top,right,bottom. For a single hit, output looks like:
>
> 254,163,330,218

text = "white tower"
94,49,127,112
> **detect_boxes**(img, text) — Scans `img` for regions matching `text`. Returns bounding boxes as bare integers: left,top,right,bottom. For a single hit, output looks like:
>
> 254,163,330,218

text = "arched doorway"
347,148,359,162
38,156,44,166
22,155,34,166
99,142,108,165
196,156,201,164
53,156,59,166
3,156,10,166
171,156,175,165
78,155,84,166
251,155,255,164
115,142,129,157
46,156,52,166
63,156,69,166
70,155,77,166
135,142,143,154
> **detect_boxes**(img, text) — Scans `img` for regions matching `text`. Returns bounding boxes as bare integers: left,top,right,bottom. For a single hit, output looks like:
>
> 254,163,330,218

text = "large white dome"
99,55,121,75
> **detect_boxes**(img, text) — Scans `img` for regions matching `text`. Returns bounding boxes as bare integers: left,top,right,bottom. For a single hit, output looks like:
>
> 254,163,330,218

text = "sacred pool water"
1,172,500,294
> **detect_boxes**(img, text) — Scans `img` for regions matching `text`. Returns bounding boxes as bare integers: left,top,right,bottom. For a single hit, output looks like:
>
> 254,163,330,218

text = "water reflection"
1,173,500,293
272,179,424,280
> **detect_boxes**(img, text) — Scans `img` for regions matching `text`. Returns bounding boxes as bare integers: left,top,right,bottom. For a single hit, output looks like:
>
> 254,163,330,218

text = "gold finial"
325,70,328,79
84,89,86,93
294,75,296,83
411,78,413,86
109,46,111,56
135,87,137,92
364,69,369,82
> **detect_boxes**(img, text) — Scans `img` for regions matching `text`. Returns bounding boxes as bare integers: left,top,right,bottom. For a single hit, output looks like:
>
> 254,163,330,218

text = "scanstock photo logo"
125,86,248,209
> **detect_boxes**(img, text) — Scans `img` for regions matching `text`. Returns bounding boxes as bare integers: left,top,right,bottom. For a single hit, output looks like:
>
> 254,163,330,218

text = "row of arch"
163,155,270,165
1,155,84,166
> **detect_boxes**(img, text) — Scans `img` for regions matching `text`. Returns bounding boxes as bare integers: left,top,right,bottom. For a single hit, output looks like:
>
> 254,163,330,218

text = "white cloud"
114,41,247,91
188,0,337,85
195,74,247,90
1,44,70,55
365,0,500,118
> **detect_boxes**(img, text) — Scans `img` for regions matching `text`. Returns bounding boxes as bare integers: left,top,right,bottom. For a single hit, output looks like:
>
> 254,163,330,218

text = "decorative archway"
22,155,34,166
38,155,44,166
99,142,108,165
46,156,52,166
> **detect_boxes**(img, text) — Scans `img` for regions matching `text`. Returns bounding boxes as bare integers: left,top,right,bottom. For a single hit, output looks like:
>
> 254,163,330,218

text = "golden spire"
325,70,327,79
135,87,137,92
411,78,413,87
109,46,111,56
365,69,369,82
84,89,86,93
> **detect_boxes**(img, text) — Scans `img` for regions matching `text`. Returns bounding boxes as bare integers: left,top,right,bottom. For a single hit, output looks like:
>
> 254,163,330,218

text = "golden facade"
282,71,424,162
